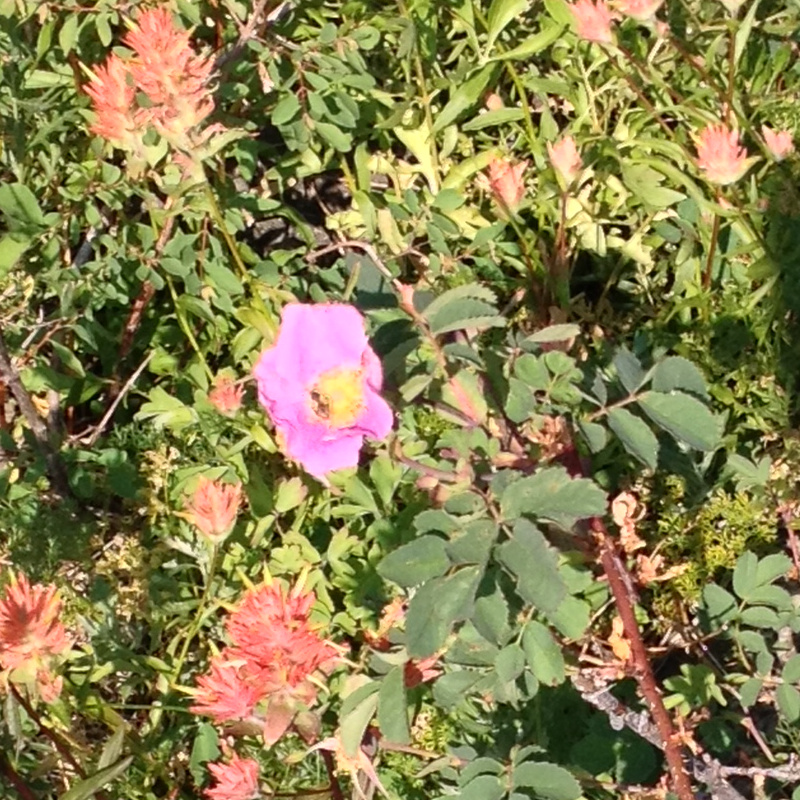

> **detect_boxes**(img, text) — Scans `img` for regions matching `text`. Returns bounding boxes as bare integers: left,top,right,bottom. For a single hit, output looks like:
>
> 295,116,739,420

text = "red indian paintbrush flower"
762,126,794,162
205,753,260,800
569,0,615,43
85,7,217,162
486,156,527,210
694,123,749,185
84,55,145,150
191,581,339,745
0,573,71,702
191,656,262,723
123,8,215,139
181,477,242,544
209,376,244,415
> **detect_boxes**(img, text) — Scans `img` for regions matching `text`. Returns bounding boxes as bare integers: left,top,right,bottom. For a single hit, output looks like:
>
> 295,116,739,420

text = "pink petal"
283,426,364,477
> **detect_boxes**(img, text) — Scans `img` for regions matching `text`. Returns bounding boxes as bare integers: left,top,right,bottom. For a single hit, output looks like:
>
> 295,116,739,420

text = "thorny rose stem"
590,518,696,800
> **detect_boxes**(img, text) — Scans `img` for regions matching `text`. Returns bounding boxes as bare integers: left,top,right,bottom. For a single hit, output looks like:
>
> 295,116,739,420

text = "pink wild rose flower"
487,156,527,210
205,753,260,800
695,124,749,185
762,126,794,162
569,0,614,43
253,303,393,478
547,136,583,186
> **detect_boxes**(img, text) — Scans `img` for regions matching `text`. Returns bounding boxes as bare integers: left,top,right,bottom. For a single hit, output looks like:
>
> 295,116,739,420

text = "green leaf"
777,684,800,723
607,407,659,469
513,761,581,800
486,0,529,52
489,22,565,61
462,108,525,131
500,466,607,527
637,391,720,451
545,595,590,639
651,356,709,399
340,682,379,757
460,774,505,800
473,588,511,645
522,622,565,686
702,584,737,624
378,535,451,587
434,65,495,132
406,566,482,658
58,13,79,54
59,757,134,800
494,643,526,683
733,551,758,601
423,283,503,335
524,324,581,344
739,677,762,708
189,724,220,785
377,666,410,744
740,607,780,629
578,420,607,453
432,670,482,708
497,520,566,614
613,347,645,393
0,182,46,230
0,232,32,274
783,655,800,684
446,520,498,565
756,554,791,587
315,121,353,152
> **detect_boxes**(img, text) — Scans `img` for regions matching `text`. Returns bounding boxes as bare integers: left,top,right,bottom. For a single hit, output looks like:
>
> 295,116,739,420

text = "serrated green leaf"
378,535,451,587
377,666,410,744
739,677,762,708
406,566,482,658
651,356,709,398
500,466,607,527
460,774,505,800
777,684,800,723
423,283,502,335
522,621,565,686
755,553,791,587
702,584,737,624
733,551,758,601
497,520,566,614
783,655,800,684
607,407,659,469
637,391,720,451
513,761,581,800
613,346,646,393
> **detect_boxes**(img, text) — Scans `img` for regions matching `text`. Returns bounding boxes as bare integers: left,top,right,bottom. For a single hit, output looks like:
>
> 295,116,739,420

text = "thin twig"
83,351,154,447
0,330,71,497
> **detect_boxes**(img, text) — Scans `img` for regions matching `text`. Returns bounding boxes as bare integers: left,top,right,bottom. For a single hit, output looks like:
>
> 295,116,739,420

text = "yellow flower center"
309,367,365,428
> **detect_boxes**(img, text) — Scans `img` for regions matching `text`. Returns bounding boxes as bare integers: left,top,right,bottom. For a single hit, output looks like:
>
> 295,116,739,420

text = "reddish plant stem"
10,686,109,800
320,750,345,800
589,518,696,800
0,753,37,800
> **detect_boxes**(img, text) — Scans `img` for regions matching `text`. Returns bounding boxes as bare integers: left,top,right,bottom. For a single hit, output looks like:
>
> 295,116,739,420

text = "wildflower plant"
1,0,800,799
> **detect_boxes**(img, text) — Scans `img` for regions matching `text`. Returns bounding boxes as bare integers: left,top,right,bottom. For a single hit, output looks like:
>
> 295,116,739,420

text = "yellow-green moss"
653,480,776,603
